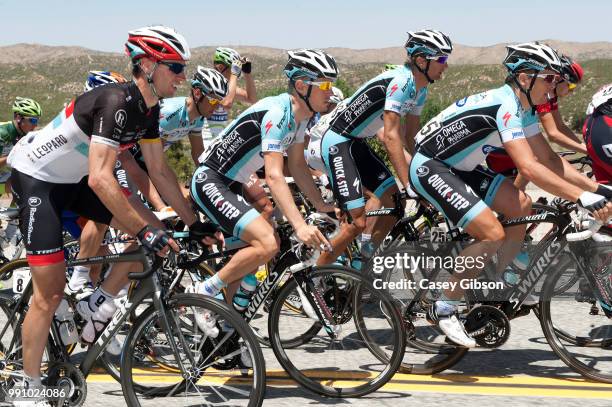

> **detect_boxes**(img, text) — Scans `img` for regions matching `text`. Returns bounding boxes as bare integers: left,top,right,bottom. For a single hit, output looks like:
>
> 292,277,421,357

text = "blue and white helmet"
405,29,453,57
284,49,338,81
84,71,127,92
504,42,562,73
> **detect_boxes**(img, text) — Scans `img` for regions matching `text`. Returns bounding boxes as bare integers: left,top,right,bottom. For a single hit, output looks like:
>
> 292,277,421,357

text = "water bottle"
232,274,257,313
502,269,520,287
55,299,78,345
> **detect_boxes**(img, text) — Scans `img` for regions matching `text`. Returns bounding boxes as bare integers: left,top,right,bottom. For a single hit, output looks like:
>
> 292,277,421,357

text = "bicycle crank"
464,305,511,348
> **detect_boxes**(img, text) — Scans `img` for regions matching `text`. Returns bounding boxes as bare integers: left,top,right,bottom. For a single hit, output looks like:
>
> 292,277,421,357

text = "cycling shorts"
409,152,506,228
190,166,260,239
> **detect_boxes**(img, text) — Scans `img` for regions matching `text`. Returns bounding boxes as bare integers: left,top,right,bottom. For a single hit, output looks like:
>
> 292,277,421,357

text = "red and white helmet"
125,25,190,62
586,83,612,115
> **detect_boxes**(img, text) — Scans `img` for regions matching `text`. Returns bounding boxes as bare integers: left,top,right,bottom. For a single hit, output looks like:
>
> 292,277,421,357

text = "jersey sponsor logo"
441,120,468,138
389,84,399,97
353,178,361,194
114,160,122,169
502,112,512,127
416,166,430,177
482,145,496,155
343,92,373,123
602,143,612,158
115,168,129,190
277,106,289,130
426,174,470,211
115,110,127,128
267,142,281,151
264,120,273,135
328,145,339,155
512,131,524,139
332,156,349,197
456,97,468,107
377,172,387,180
30,135,69,160
195,171,208,183
202,183,241,220
28,197,42,207
479,178,490,192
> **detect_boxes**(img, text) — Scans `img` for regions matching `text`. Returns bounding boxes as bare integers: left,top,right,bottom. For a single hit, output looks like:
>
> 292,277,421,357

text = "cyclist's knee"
32,291,63,313
482,223,505,241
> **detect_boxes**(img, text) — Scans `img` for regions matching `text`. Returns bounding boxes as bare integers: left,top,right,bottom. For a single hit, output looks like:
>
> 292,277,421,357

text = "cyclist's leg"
239,174,274,221
11,171,70,378
191,166,278,287
316,132,366,265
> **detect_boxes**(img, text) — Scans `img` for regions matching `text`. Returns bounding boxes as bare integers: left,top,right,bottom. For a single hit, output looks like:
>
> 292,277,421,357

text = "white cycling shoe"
438,315,476,348
185,282,220,338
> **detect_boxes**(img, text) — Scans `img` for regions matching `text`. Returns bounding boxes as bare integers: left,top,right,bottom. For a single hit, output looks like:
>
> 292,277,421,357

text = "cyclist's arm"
264,151,308,229
139,139,198,225
88,143,147,235
234,72,257,104
381,110,409,188
117,150,166,211
286,142,334,212
188,132,204,166
505,135,595,202
0,156,7,167
540,110,588,154
404,113,420,156
220,73,239,110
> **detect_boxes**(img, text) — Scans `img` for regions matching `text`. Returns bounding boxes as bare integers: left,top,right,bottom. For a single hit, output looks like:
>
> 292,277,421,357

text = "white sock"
68,265,91,290
87,287,116,313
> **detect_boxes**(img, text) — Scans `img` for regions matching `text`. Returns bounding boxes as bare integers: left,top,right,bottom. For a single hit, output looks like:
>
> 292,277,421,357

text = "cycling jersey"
318,64,427,140
414,84,540,172
583,112,612,183
8,82,160,183
410,84,540,227
202,105,229,146
198,93,306,184
536,97,559,115
0,121,22,157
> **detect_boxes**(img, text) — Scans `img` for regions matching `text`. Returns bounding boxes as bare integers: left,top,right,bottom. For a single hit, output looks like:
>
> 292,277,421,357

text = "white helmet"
191,66,228,99
329,87,344,104
504,42,562,73
284,49,338,81
125,25,191,62
405,29,453,57
586,83,612,115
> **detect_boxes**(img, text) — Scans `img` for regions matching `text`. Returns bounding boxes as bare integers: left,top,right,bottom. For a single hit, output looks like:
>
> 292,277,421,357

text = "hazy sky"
2,0,610,51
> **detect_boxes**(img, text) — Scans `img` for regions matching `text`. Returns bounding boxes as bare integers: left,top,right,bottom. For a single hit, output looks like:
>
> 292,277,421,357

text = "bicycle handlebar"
566,219,603,242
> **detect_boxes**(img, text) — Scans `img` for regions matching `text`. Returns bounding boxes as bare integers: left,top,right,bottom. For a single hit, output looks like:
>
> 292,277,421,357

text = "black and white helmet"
405,29,453,57
586,83,612,115
284,49,338,81
504,42,562,73
191,66,228,99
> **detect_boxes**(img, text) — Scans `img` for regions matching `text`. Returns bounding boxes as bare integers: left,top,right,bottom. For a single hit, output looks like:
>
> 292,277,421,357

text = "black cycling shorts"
190,166,260,239
320,131,396,210
11,169,113,265
409,153,506,228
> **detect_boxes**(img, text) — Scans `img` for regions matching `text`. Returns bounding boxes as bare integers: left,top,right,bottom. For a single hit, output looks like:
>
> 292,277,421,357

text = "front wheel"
121,294,266,407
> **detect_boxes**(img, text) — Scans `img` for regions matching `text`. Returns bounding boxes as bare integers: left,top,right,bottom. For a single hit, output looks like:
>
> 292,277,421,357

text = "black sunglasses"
159,61,186,75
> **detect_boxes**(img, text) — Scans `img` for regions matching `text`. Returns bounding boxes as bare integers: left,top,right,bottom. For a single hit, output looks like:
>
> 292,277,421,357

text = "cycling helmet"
284,49,338,81
213,47,241,67
384,63,400,71
84,71,127,92
405,29,453,57
586,83,612,115
329,87,344,104
191,66,228,99
559,55,584,84
504,42,562,73
12,97,42,117
125,25,190,62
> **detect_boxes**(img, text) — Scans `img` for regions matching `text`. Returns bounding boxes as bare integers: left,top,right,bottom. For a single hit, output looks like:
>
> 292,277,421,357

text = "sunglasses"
25,117,39,125
159,61,187,75
303,80,334,91
426,55,449,64
206,95,221,106
527,73,561,83
568,83,577,91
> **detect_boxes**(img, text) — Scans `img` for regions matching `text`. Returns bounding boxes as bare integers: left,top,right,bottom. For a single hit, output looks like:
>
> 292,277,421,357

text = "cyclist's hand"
596,184,612,200
189,220,224,246
296,224,331,251
241,57,252,74
231,59,242,77
578,191,610,221
137,225,176,255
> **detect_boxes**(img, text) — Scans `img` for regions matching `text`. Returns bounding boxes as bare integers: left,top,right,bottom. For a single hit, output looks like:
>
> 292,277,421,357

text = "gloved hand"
241,57,252,74
137,225,170,253
578,191,608,212
231,59,242,77
189,220,221,241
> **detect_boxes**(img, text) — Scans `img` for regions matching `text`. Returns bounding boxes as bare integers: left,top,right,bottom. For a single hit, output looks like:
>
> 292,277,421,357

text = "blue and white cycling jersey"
158,97,205,151
199,93,307,184
414,84,540,171
312,65,427,140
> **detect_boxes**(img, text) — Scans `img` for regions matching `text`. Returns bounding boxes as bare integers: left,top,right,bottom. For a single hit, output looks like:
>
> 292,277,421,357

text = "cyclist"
0,97,42,200
9,26,219,403
84,70,128,92
190,49,338,329
306,29,452,266
584,83,612,184
487,55,587,188
409,42,612,347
